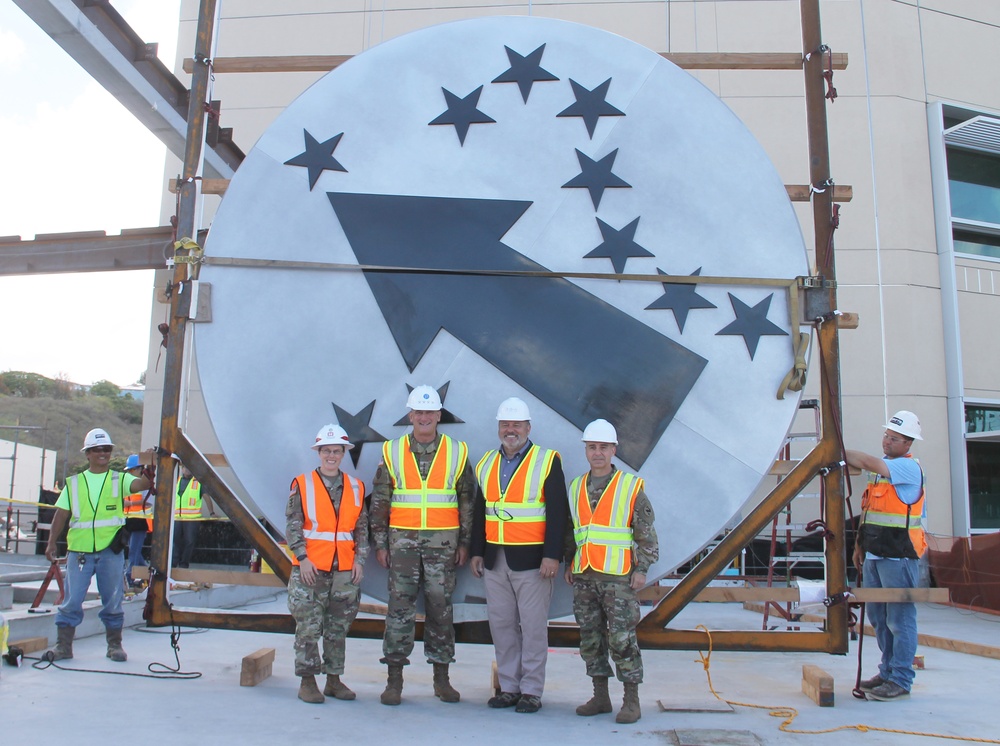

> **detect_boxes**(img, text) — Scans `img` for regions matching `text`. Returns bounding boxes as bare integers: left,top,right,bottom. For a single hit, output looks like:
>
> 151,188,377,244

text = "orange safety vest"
174,478,204,521
124,490,153,532
383,435,467,531
290,470,365,571
476,445,556,546
568,470,642,576
860,455,927,559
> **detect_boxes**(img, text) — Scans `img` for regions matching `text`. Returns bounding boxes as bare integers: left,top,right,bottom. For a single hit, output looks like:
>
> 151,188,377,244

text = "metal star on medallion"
716,293,788,359
492,44,559,102
429,86,497,145
646,267,717,333
393,382,466,426
562,148,631,209
584,217,653,274
332,400,387,468
284,129,347,190
557,78,624,138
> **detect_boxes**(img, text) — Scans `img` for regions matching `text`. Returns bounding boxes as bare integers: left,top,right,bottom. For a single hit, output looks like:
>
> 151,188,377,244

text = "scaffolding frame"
142,0,850,654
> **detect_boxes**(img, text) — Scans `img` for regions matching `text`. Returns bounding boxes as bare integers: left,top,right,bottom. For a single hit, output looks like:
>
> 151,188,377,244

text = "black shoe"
867,681,910,701
488,691,520,708
515,694,542,713
859,675,885,693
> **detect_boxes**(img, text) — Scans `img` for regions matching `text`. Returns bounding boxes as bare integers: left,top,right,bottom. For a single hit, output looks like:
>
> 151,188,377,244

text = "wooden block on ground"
9,636,48,655
802,664,834,707
240,647,276,687
913,654,925,669
491,660,499,694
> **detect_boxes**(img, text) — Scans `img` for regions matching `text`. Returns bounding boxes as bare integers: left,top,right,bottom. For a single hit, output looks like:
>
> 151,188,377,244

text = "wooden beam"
240,647,275,686
169,178,853,203
802,664,835,706
184,51,847,74
640,584,949,604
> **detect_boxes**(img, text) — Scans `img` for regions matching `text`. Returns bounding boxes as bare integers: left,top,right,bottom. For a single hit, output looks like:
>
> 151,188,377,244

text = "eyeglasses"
882,433,910,445
318,447,344,456
89,446,113,453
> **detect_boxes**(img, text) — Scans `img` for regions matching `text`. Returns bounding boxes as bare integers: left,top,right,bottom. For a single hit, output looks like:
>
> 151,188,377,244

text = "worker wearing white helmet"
285,423,368,704
370,384,476,706
470,397,569,713
44,428,152,664
564,419,659,725
846,410,926,702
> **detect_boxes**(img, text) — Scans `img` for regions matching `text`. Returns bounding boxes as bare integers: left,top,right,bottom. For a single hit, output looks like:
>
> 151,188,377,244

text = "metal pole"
148,0,220,620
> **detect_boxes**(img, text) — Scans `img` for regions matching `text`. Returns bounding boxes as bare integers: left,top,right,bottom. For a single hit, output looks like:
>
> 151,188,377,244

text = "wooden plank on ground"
9,636,48,654
802,664,834,706
240,647,276,687
640,585,949,604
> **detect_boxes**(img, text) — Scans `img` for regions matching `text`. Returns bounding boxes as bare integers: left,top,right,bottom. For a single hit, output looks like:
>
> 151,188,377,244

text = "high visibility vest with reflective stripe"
124,490,153,531
384,435,467,531
860,456,927,559
290,470,365,571
174,479,203,521
568,470,641,576
476,445,556,546
65,471,125,553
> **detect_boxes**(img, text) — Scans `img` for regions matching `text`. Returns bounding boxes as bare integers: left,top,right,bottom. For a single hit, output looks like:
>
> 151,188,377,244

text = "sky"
0,1,181,387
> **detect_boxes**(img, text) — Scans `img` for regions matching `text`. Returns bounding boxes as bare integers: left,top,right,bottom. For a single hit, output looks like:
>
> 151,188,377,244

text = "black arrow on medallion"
327,192,707,468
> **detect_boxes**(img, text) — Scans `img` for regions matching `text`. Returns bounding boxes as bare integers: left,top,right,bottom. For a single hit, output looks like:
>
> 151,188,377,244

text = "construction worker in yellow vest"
564,419,658,725
286,423,368,704
44,428,152,663
172,461,215,569
470,397,569,714
847,409,927,702
370,384,476,706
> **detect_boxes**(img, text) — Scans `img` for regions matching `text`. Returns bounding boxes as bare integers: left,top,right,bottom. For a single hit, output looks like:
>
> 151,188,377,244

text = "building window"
966,405,1000,531
945,115,1000,262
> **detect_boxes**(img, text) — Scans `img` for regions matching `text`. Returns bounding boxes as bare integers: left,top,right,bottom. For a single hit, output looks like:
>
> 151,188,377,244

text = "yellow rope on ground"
694,625,1000,743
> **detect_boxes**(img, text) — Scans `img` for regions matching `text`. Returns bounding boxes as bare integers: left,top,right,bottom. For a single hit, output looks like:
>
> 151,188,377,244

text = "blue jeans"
126,529,148,578
863,556,919,691
55,547,125,630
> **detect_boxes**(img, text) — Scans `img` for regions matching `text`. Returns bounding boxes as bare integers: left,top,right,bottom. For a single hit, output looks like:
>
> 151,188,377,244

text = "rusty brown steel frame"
145,0,849,652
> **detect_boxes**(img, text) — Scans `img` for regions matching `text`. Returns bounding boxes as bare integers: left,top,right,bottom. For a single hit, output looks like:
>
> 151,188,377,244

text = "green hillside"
1,371,144,488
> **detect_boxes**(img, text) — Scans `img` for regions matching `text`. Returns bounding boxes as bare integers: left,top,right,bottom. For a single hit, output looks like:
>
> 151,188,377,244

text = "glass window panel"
967,406,1000,434
948,148,1000,225
954,229,1000,260
968,441,1000,530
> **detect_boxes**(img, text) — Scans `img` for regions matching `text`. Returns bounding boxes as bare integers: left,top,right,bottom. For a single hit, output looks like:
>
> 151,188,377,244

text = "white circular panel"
197,17,808,611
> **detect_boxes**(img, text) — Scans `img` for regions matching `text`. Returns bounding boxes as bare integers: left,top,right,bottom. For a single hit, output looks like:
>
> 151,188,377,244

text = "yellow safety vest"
64,471,126,553
174,478,204,521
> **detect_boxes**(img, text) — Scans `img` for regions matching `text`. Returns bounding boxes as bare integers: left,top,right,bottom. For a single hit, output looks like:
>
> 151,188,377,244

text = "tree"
89,380,121,398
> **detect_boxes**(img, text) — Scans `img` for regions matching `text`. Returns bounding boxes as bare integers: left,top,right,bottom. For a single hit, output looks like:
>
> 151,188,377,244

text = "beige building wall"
149,0,1000,541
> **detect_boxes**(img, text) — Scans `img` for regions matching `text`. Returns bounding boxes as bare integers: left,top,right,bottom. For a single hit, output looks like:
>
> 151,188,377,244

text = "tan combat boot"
324,674,357,700
576,675,613,716
105,627,127,662
380,664,404,705
433,662,461,703
616,682,641,724
298,675,326,703
47,625,75,661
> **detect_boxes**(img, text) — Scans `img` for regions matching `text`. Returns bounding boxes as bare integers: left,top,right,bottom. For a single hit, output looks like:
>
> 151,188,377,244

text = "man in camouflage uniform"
564,419,658,724
286,424,368,704
370,385,475,705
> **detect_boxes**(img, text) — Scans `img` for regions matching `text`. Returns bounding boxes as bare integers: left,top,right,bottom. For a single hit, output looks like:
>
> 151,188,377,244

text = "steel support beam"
12,0,243,179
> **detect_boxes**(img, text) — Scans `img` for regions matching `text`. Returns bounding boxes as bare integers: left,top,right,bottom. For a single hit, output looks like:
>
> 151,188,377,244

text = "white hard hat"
581,419,618,444
496,397,530,421
312,423,354,450
406,385,442,411
80,428,114,452
884,410,923,441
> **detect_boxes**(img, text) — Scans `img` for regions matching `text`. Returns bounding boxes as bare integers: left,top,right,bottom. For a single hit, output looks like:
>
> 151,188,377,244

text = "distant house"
120,384,145,402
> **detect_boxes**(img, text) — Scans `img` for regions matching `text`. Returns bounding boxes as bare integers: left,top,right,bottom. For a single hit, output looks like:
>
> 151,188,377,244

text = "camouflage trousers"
287,565,360,677
382,529,459,666
571,575,643,683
